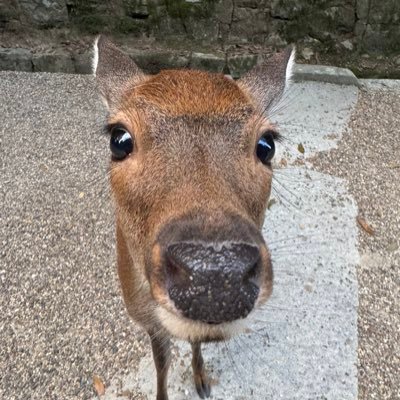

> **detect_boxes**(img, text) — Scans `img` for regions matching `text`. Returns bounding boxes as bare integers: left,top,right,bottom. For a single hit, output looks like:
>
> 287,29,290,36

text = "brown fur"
132,69,251,116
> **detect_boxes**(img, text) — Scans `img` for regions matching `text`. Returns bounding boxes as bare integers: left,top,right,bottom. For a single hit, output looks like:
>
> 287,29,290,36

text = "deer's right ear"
93,36,144,108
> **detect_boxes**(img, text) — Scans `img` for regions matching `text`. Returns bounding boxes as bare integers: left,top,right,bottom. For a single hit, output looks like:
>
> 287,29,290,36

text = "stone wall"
1,0,399,54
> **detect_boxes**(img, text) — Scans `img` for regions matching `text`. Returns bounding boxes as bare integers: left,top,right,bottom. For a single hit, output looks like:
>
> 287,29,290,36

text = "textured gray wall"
1,0,399,54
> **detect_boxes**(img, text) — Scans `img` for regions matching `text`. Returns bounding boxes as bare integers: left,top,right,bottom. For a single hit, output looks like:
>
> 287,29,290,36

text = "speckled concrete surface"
312,83,400,400
0,72,148,400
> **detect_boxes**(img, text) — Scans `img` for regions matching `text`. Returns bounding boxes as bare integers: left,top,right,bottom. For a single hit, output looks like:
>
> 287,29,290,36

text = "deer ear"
238,46,295,113
93,36,145,108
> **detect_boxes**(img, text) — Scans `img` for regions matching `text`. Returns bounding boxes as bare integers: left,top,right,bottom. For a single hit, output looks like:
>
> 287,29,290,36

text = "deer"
92,36,295,400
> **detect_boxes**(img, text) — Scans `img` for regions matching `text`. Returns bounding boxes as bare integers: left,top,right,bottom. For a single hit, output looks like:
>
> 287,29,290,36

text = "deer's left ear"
238,46,295,113
93,35,145,108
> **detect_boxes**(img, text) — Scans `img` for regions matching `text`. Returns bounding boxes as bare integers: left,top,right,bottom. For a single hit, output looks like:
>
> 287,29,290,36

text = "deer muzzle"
165,242,261,324
149,213,272,333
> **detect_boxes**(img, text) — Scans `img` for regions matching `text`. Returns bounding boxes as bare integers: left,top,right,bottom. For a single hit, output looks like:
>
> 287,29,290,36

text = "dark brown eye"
110,126,133,160
256,131,275,165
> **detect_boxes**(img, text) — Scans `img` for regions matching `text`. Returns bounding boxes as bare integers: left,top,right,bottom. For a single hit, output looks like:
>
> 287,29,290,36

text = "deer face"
94,37,294,342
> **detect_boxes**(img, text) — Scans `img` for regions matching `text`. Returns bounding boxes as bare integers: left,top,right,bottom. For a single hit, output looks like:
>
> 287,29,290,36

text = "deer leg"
191,342,211,399
149,330,171,400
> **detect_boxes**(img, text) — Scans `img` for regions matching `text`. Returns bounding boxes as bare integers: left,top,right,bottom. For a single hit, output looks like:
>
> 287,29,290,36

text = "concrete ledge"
359,79,400,91
0,47,360,87
0,48,32,72
293,64,360,87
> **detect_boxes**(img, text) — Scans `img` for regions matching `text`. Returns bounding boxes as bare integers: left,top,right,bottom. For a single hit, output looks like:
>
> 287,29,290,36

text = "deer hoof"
195,374,211,399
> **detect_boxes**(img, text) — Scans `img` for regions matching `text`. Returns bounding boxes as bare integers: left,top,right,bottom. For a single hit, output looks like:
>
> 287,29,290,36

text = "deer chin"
156,306,247,343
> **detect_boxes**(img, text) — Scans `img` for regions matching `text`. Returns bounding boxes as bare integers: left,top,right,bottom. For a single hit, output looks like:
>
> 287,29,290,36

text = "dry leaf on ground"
387,163,400,169
93,375,105,397
298,143,305,154
357,216,375,235
267,198,277,209
279,158,288,167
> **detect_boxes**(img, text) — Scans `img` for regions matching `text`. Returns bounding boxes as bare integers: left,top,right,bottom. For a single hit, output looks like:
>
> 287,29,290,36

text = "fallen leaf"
297,143,305,154
267,198,277,209
117,389,133,397
357,216,374,235
79,192,85,198
386,241,398,252
388,163,400,169
279,158,288,167
93,375,105,397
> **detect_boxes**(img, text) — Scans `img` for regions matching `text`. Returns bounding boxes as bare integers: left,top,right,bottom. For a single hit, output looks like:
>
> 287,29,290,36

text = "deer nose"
164,242,261,324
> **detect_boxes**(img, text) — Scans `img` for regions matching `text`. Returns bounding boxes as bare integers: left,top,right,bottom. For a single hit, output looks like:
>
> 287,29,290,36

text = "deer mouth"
156,306,248,342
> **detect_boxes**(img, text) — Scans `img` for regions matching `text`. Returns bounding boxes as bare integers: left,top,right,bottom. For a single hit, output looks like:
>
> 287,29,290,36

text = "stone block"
355,20,366,37
18,0,68,27
0,2,19,28
154,14,186,37
0,48,32,72
265,31,288,47
231,7,269,41
341,39,354,51
184,18,219,42
128,50,190,74
190,52,226,73
271,0,303,20
293,64,360,86
356,0,369,21
73,52,92,74
124,0,150,18
324,5,355,32
215,0,233,24
361,23,400,53
32,53,75,73
227,54,258,78
368,0,399,25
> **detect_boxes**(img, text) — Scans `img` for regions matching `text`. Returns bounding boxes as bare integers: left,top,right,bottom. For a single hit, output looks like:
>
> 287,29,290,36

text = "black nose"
164,242,261,324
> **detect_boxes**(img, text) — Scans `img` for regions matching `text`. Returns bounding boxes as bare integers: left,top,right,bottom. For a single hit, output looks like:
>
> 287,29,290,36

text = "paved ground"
0,71,398,400
313,81,400,400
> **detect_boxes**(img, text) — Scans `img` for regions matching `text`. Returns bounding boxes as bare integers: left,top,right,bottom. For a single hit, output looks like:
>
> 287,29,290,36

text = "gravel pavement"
313,81,400,400
0,71,399,400
0,72,148,400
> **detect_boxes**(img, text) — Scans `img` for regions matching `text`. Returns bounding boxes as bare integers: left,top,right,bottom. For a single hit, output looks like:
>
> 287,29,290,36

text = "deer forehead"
109,70,270,148
126,69,253,117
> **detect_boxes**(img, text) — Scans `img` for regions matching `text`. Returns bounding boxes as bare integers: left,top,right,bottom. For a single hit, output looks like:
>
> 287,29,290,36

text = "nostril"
165,252,191,288
243,260,261,286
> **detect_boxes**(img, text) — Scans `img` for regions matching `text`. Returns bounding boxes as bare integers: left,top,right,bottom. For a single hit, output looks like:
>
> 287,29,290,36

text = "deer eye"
256,131,275,165
110,126,133,160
